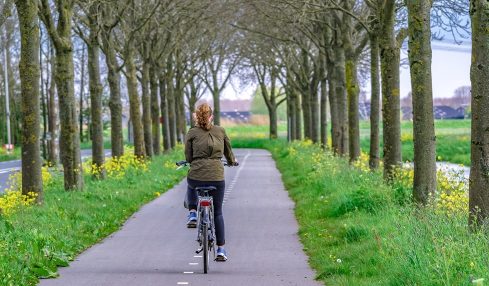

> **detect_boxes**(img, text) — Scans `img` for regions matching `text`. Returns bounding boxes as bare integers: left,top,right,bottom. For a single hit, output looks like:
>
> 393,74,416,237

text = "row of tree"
235,0,489,226
6,0,489,226
8,0,241,200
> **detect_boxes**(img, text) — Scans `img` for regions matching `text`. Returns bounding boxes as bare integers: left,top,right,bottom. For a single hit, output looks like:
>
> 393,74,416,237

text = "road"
38,149,320,286
0,149,111,192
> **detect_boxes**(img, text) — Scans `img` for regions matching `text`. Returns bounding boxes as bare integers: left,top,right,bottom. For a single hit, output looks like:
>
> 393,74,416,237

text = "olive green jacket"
184,125,236,181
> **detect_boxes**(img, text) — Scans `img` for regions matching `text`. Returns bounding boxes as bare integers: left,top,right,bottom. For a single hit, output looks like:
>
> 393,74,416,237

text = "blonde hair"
195,103,213,131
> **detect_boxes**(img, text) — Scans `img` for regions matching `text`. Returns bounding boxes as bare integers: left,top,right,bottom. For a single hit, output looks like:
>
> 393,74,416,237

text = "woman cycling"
184,103,238,262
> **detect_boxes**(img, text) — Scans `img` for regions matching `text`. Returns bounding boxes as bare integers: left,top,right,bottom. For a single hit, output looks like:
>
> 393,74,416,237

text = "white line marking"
194,255,202,258
0,167,20,174
177,283,189,285
189,262,198,265
223,151,250,206
183,271,194,274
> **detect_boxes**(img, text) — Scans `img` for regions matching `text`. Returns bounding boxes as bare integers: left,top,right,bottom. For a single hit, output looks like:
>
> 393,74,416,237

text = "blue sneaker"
216,247,227,261
187,211,197,228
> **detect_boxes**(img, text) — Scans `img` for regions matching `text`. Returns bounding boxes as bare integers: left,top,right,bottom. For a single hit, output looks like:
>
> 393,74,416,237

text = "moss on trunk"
16,0,43,202
346,59,360,162
469,0,489,225
408,0,436,205
124,47,145,158
380,2,402,180
141,60,153,157
369,35,381,169
150,63,161,155
102,32,124,158
159,73,171,151
88,12,105,179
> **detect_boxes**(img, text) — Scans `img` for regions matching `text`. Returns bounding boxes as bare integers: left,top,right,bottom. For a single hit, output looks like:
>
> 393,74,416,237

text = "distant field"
360,119,471,166
227,119,471,166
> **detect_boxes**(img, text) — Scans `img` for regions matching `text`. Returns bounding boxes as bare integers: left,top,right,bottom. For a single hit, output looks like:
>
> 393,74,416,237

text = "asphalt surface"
38,149,320,286
0,149,111,192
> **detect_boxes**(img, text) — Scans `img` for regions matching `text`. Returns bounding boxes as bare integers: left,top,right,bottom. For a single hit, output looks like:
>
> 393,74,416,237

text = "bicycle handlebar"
175,160,239,167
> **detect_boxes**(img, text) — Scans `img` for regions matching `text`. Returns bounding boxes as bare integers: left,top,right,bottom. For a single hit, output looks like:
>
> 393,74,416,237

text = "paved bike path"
39,149,319,286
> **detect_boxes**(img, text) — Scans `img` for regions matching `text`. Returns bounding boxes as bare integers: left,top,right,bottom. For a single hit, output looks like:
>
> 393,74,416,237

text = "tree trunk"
167,77,176,148
150,63,161,155
333,43,348,156
40,29,48,160
301,49,312,140
295,92,302,140
327,62,340,152
0,59,5,146
16,0,43,202
175,75,186,142
88,15,105,179
319,55,328,148
48,42,58,165
286,92,291,141
189,82,198,128
469,0,489,225
141,61,153,157
287,90,297,141
369,35,380,169
124,47,145,158
408,0,436,205
301,87,311,140
310,78,319,143
346,59,360,162
79,47,85,143
380,3,402,179
103,36,123,158
56,46,83,190
320,71,328,148
269,107,278,139
6,20,19,146
212,73,221,126
159,73,171,151
38,0,86,191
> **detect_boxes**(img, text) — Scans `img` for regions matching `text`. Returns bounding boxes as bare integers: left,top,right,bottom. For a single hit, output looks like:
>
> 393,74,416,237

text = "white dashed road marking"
223,152,250,206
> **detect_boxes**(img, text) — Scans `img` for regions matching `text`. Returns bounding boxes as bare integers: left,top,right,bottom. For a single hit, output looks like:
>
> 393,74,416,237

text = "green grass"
236,138,488,285
226,119,471,165
360,119,471,165
0,147,21,162
0,150,187,286
80,140,114,150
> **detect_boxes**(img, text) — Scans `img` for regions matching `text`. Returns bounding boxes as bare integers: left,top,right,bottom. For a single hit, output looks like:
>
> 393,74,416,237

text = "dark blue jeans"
187,178,226,246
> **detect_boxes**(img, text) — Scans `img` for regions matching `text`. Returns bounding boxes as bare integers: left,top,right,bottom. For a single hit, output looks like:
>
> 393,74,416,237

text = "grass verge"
360,120,470,166
226,119,471,165
0,150,187,286
237,138,487,285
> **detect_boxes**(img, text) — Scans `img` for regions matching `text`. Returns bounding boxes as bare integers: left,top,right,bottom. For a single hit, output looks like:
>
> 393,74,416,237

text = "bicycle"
176,161,218,274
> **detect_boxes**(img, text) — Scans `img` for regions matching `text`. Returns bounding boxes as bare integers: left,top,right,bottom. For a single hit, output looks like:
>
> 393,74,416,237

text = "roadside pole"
3,27,11,154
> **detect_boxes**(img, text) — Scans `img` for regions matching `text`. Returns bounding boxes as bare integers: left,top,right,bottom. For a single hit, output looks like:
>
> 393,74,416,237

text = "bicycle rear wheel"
202,223,209,274
202,206,210,274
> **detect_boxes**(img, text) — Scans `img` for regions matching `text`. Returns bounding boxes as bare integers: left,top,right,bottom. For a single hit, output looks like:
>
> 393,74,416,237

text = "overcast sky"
399,40,471,99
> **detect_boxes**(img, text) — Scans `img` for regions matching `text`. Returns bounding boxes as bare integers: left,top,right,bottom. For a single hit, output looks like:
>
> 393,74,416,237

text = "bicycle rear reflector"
200,200,212,207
